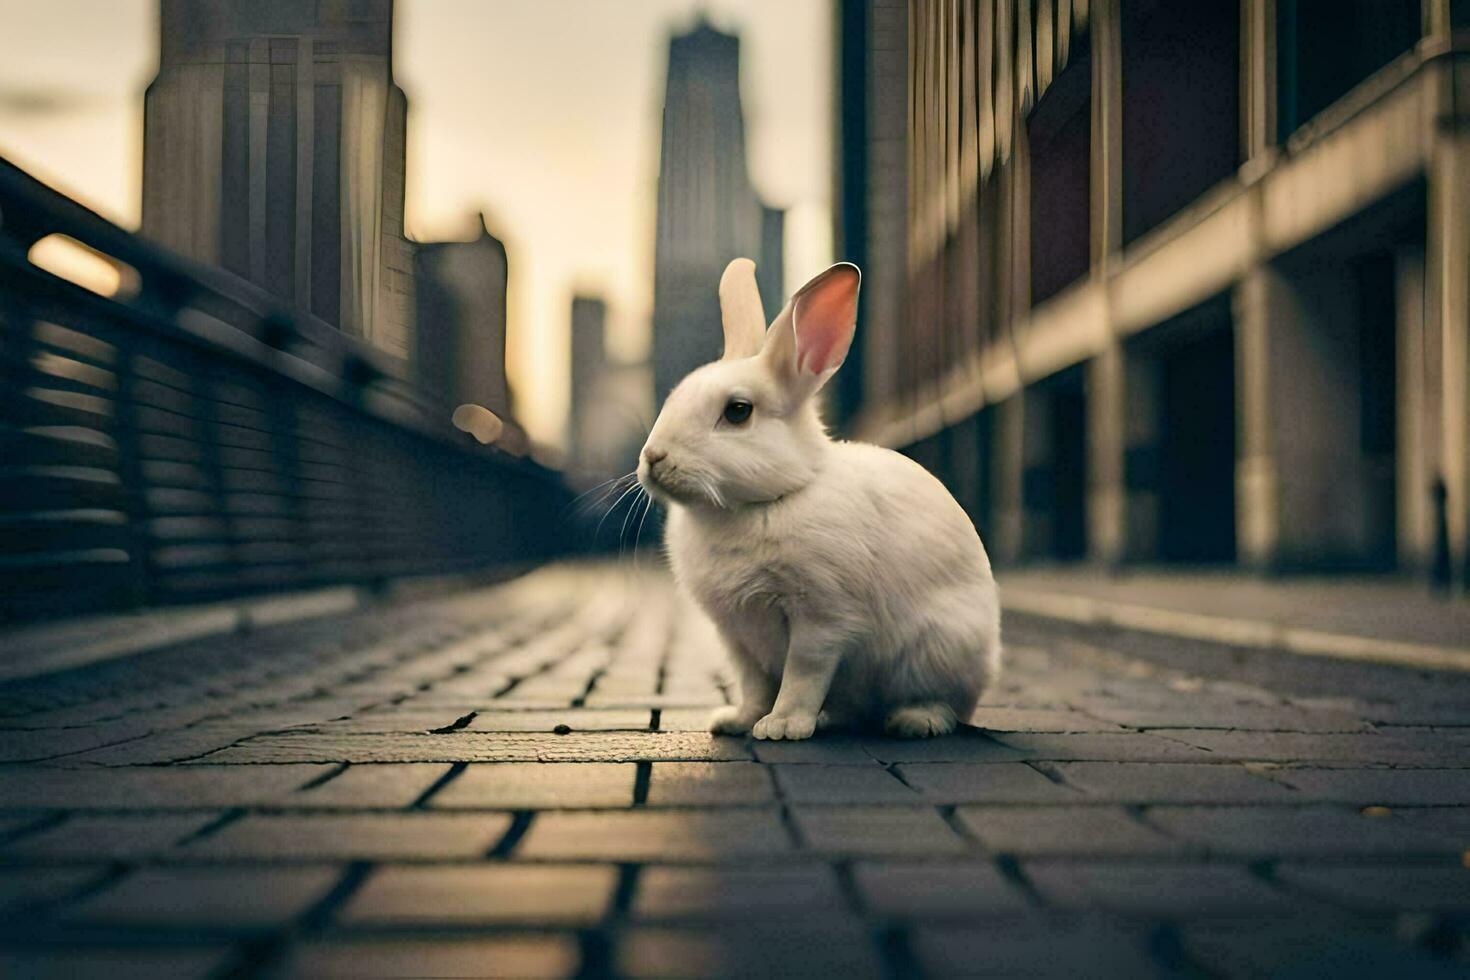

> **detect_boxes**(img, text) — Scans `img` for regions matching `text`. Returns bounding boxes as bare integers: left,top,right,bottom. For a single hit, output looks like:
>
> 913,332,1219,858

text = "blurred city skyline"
0,0,833,447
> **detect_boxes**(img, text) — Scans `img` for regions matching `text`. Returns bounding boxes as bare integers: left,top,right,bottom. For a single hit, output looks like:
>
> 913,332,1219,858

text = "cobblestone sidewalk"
2,563,1469,978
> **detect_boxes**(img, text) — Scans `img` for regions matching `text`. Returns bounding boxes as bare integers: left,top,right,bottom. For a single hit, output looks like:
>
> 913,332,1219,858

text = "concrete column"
1396,248,1435,573
1019,385,1054,559
1086,345,1125,564
1085,0,1127,566
946,413,986,533
1233,266,1281,570
1237,261,1394,570
1240,0,1277,166
1426,56,1470,586
1122,348,1163,560
1090,0,1123,266
990,395,1027,565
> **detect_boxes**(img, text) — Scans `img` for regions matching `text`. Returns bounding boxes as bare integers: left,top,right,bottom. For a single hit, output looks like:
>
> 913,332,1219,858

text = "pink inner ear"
794,272,858,376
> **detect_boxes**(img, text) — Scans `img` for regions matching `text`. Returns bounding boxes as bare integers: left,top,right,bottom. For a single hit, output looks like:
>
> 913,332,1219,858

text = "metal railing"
0,156,571,623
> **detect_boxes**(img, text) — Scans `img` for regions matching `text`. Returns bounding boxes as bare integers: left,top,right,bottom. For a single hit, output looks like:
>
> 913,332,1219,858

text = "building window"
1276,0,1422,142
1120,0,1240,245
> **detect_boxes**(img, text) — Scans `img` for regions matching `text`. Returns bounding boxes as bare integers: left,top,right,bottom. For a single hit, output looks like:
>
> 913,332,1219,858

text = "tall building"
141,0,415,359
414,215,514,426
652,20,784,400
570,295,608,455
838,1,1469,587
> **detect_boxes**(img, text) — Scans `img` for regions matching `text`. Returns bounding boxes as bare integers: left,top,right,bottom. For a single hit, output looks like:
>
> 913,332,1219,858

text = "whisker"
634,491,654,569
594,479,642,544
565,472,629,510
619,485,643,561
568,472,635,519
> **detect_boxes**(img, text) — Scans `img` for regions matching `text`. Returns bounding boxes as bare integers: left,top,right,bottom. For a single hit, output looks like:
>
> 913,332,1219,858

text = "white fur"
639,260,1001,740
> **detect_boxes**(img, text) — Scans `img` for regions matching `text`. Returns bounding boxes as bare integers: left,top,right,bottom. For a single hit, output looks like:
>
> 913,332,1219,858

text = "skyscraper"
651,20,783,400
141,0,415,359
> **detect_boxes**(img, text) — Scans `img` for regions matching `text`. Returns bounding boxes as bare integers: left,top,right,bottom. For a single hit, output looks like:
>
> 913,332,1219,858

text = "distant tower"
652,20,784,400
414,216,513,424
569,294,608,464
141,0,415,358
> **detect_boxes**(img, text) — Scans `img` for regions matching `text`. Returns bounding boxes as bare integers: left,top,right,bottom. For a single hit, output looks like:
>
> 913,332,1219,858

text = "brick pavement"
1,563,1469,978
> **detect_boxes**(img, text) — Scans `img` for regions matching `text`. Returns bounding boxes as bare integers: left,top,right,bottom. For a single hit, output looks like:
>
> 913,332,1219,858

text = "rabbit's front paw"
707,705,759,736
752,712,817,741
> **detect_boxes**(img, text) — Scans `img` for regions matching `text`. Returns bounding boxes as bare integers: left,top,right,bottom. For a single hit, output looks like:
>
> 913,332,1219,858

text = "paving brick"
657,707,719,732
67,722,294,765
1047,762,1300,803
282,762,449,808
464,709,652,732
5,813,218,860
954,805,1183,856
182,813,511,860
1086,701,1374,732
774,763,920,804
0,722,156,763
0,812,48,839
340,864,615,926
203,731,752,763
1274,864,1470,913
750,737,877,765
1356,700,1470,726
854,861,1031,916
896,763,1084,804
0,764,333,808
1152,730,1461,766
1179,917,1465,980
1270,768,1470,805
792,806,967,855
1024,860,1301,916
616,925,882,979
912,919,1170,979
280,936,582,979
0,946,232,980
987,731,1213,761
633,865,847,919
431,762,636,808
583,692,725,708
302,713,481,735
10,564,1470,975
0,866,104,912
645,762,774,806
1389,805,1470,840
64,866,341,928
859,730,1030,763
518,809,793,861
970,707,1129,733
1145,805,1465,858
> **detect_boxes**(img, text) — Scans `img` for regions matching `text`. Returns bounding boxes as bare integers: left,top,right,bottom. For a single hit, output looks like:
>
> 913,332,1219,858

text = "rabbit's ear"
719,258,767,359
761,262,860,403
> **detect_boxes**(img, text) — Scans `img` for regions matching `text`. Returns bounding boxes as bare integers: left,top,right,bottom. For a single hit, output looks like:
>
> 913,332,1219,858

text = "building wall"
142,0,415,360
846,0,1470,585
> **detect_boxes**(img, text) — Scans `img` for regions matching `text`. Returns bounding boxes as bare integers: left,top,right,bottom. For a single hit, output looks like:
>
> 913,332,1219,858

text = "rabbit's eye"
722,399,753,425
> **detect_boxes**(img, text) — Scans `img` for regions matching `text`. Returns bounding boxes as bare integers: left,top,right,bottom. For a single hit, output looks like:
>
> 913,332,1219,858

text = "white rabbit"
637,257,1001,740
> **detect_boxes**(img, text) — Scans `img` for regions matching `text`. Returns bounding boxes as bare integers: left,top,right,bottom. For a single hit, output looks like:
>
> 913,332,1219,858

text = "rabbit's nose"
642,447,668,466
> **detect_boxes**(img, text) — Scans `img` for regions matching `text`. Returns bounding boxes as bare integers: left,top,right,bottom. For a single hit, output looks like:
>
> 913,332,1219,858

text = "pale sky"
0,0,832,447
